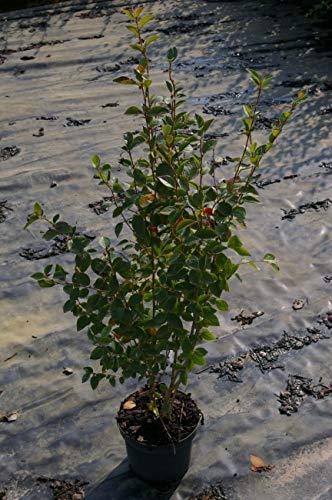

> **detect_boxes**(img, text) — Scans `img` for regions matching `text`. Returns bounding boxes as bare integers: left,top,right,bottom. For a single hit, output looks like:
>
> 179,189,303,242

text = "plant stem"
233,84,262,181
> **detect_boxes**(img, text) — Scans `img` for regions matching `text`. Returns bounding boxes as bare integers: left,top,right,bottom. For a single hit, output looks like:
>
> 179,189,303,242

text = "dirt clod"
33,128,44,137
208,325,329,381
189,481,227,500
281,199,331,220
231,310,264,326
88,196,113,215
0,201,13,223
278,375,332,415
36,477,88,499
101,102,119,108
20,236,69,260
0,146,20,162
64,117,91,127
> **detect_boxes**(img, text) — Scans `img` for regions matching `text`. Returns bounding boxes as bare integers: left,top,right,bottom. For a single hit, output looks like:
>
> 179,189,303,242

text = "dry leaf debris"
207,325,329,381
0,411,19,423
231,310,264,326
278,374,332,415
123,400,136,410
189,481,227,500
250,454,274,472
292,299,306,310
62,368,74,376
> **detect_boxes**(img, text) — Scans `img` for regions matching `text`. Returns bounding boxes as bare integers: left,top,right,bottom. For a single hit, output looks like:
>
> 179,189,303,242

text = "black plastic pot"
118,420,200,483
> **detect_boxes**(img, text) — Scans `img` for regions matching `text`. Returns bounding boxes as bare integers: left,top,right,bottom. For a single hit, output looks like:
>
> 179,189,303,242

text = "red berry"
202,207,213,216
149,225,157,233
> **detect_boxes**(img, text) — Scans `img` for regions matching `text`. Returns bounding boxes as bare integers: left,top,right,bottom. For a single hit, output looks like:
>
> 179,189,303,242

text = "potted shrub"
25,6,306,484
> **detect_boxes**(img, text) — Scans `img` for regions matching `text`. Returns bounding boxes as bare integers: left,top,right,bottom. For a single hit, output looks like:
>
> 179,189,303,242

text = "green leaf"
202,271,217,285
133,168,146,184
72,272,90,287
145,34,159,46
264,253,280,272
175,219,194,233
130,43,145,53
201,329,217,341
202,118,214,133
228,235,251,256
167,47,178,62
246,260,259,270
90,346,104,360
113,257,131,278
216,202,232,217
43,229,57,241
90,375,102,390
91,154,100,168
263,253,276,261
195,347,208,357
54,221,73,235
233,206,246,222
247,68,261,86
120,8,135,20
202,139,217,154
215,223,230,240
44,264,53,275
195,228,216,239
75,253,91,273
63,299,75,313
77,315,90,331
134,5,145,17
82,367,93,383
79,288,89,298
192,349,206,366
204,312,220,326
165,80,173,93
243,104,252,117
115,222,123,238
38,279,55,288
113,206,123,217
68,236,89,255
34,202,43,216
132,214,147,239
24,213,39,229
54,264,67,281
126,25,139,35
99,236,111,249
91,258,109,276
31,272,44,280
149,106,168,116
125,106,142,116
216,299,228,311
113,76,137,85
139,14,153,28
159,176,175,189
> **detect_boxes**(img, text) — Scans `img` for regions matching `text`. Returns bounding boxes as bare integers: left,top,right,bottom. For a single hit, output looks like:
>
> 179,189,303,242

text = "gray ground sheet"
0,0,331,498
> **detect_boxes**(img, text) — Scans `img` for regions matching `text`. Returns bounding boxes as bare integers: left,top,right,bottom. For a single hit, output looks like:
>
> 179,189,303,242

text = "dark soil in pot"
117,388,202,446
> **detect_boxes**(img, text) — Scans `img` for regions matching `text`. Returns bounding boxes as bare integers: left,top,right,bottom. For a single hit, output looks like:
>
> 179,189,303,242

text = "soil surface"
117,389,202,447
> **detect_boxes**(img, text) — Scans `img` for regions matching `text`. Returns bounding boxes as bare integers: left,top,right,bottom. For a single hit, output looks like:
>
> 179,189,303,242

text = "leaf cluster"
26,6,305,415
